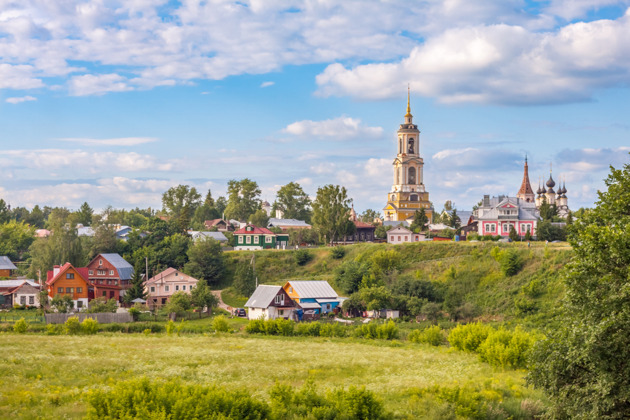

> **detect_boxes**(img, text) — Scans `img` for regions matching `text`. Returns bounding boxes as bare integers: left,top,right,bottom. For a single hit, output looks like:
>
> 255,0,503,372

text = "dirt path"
212,290,232,312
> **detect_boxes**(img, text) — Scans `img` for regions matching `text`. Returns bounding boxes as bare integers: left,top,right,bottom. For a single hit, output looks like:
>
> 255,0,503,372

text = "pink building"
387,226,424,244
475,195,540,238
145,267,200,307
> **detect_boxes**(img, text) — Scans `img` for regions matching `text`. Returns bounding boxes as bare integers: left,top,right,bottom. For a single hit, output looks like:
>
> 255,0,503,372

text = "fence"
0,314,45,324
45,313,133,324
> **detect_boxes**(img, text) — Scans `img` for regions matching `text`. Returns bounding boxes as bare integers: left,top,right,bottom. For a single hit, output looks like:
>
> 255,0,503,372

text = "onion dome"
541,183,547,194
546,174,556,189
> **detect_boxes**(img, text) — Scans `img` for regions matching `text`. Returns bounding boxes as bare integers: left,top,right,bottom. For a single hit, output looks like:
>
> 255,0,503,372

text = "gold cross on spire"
405,84,412,117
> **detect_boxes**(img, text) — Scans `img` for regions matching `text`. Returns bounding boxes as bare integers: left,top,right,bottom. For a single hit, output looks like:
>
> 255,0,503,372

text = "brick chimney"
53,265,60,277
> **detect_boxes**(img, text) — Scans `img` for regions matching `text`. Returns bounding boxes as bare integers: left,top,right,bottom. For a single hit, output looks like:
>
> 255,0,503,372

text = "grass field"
0,332,544,419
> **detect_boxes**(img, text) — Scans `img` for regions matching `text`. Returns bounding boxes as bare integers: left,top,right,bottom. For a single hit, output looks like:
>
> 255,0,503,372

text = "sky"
1,0,629,215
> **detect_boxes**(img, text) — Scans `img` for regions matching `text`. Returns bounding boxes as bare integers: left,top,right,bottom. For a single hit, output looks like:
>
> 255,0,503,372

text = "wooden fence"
45,312,133,324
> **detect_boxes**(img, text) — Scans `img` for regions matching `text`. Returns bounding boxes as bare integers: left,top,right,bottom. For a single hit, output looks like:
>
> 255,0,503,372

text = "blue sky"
1,0,629,215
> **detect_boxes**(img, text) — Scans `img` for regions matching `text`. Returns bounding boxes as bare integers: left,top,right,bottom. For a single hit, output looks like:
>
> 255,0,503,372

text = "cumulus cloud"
5,95,36,104
316,11,630,105
283,116,383,140
68,74,132,96
57,137,158,146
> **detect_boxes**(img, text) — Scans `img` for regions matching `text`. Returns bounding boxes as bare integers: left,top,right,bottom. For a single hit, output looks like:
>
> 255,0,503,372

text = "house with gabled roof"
233,224,289,251
475,195,540,238
47,263,91,310
267,218,311,231
189,231,228,243
244,285,296,320
204,219,233,232
282,280,345,315
387,226,424,244
86,253,134,301
0,256,18,278
0,280,40,307
145,267,200,308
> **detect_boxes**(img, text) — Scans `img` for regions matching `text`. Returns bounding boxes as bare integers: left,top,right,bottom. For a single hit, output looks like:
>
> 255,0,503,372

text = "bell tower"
383,88,433,222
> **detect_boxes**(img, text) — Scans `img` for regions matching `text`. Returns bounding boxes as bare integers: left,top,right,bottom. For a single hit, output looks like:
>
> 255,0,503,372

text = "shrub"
81,318,100,335
491,247,522,276
128,307,140,321
354,320,398,340
320,322,347,338
448,322,492,352
85,378,270,419
409,325,445,346
212,315,230,333
165,320,175,336
245,318,265,334
64,316,81,335
296,321,321,337
330,246,346,259
295,249,312,266
46,324,64,335
13,317,28,333
275,318,294,336
478,327,536,369
143,329,151,335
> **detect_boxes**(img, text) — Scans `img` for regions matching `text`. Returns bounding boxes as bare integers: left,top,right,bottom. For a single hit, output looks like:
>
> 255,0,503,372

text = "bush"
212,315,230,333
165,320,175,336
275,318,294,336
46,324,64,335
294,249,312,266
319,323,347,338
408,325,445,346
491,247,522,276
64,316,81,335
296,321,321,337
477,327,536,369
128,307,140,321
13,317,29,333
245,318,265,334
85,378,270,420
81,318,99,335
355,320,398,340
330,246,346,259
448,322,492,352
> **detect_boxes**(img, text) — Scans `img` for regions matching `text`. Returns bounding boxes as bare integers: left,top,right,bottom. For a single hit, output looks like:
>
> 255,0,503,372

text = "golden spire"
405,84,412,117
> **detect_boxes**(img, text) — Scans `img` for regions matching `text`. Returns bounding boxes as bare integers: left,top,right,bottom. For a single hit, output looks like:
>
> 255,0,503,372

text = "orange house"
46,263,91,310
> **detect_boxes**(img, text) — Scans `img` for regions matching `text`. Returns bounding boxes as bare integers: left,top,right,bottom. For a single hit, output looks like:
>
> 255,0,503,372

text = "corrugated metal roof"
0,256,17,270
0,279,39,288
101,253,134,280
191,231,228,241
287,281,337,299
315,298,341,303
245,285,282,308
267,218,311,228
298,302,321,309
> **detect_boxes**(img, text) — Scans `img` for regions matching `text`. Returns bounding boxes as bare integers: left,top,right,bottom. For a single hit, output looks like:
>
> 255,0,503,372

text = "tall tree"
0,199,9,224
311,185,352,245
0,220,35,260
233,260,256,297
529,157,630,418
191,281,219,314
248,209,269,228
359,209,381,224
123,266,147,304
449,209,461,229
89,225,118,258
26,205,45,228
184,237,225,286
161,185,202,231
273,182,312,222
224,178,261,222
410,209,429,232
75,202,94,226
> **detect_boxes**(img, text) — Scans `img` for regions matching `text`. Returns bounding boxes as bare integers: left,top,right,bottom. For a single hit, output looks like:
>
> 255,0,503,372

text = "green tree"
161,185,202,231
248,209,269,228
51,294,74,313
89,225,118,258
359,209,381,224
273,182,312,222
529,157,630,418
164,292,192,316
191,189,220,229
184,238,225,286
233,260,257,297
538,196,558,221
26,205,46,228
410,209,428,232
76,202,94,226
224,179,261,222
86,297,118,313
311,185,352,245
123,267,147,304
508,225,519,242
0,199,10,224
449,209,461,229
0,220,35,260
190,282,219,315
374,224,391,239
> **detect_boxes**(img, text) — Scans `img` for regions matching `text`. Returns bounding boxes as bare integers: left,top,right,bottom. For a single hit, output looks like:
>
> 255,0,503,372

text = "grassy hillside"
0,333,545,419
224,242,572,327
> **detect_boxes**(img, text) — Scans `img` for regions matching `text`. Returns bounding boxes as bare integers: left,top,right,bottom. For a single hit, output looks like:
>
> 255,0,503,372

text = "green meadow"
0,333,544,419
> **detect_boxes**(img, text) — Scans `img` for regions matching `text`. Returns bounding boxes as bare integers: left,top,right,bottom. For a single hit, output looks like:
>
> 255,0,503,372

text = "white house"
244,285,297,320
387,226,424,244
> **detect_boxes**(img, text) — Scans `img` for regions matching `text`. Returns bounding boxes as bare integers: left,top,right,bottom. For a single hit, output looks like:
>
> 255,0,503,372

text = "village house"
386,226,424,244
267,218,311,231
86,253,134,301
283,280,344,315
0,256,17,278
233,224,289,251
244,285,296,320
188,231,228,243
144,267,200,308
46,263,91,310
0,280,40,307
345,207,376,243
204,219,233,232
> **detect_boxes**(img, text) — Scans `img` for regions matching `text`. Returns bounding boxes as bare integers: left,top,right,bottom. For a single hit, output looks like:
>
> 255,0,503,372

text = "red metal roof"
353,220,375,229
233,225,275,235
46,262,90,286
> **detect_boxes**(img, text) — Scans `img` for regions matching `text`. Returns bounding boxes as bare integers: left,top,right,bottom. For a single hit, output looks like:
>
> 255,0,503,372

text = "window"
182,285,186,291
175,285,179,291
274,295,283,305
404,236,408,242
20,296,26,305
66,287,74,293
254,235,259,244
238,236,243,244
113,280,117,285
77,287,83,293
109,270,114,275
175,272,178,276
102,291,107,297
66,273,74,279
246,236,251,244
58,287,63,294
408,167,416,184
150,286,155,293
410,194,418,201
77,301,83,308
278,310,284,316
266,236,272,243
99,259,103,266
29,296,34,305
289,287,293,293
89,270,93,275
165,286,170,292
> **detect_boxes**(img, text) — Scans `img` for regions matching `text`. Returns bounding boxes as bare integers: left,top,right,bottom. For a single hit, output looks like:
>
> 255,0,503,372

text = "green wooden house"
233,225,289,250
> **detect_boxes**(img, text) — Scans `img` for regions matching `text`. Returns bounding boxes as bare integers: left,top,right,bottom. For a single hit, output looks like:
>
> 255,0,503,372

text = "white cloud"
57,137,158,146
260,81,274,88
0,64,44,90
5,95,36,104
316,11,630,105
282,116,383,140
68,73,132,96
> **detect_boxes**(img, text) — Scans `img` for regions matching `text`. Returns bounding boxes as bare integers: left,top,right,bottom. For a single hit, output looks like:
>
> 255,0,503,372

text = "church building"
383,91,433,222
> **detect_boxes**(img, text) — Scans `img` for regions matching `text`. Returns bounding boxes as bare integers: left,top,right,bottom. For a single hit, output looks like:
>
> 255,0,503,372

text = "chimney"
483,195,490,207
53,265,60,277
